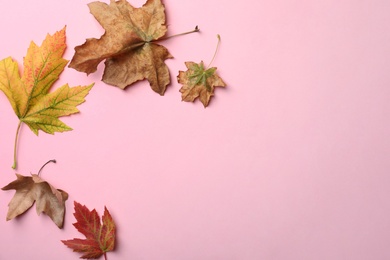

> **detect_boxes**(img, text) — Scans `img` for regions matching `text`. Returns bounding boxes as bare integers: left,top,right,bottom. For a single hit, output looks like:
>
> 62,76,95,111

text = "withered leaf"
177,61,226,107
2,174,68,228
69,0,172,95
62,201,116,259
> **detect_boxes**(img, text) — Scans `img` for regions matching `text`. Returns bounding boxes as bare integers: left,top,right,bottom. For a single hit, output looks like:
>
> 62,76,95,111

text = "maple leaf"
69,0,172,95
177,35,226,107
177,61,226,107
1,160,68,228
0,27,94,169
62,201,116,259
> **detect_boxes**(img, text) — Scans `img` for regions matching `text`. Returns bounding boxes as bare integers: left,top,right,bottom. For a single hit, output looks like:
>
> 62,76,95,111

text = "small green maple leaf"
0,27,93,169
177,35,226,107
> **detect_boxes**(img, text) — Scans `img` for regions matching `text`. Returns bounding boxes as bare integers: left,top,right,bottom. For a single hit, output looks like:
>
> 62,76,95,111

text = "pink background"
1,0,390,259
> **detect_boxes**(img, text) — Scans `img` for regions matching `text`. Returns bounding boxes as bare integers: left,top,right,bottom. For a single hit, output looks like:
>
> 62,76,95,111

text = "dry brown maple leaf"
177,35,226,107
69,0,172,95
177,61,226,107
1,160,68,228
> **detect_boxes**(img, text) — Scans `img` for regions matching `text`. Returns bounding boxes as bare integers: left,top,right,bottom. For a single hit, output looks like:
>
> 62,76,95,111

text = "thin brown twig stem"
158,26,200,41
111,26,199,58
37,159,57,176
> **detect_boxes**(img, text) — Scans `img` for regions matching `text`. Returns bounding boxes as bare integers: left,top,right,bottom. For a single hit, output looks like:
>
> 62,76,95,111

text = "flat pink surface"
1,0,390,259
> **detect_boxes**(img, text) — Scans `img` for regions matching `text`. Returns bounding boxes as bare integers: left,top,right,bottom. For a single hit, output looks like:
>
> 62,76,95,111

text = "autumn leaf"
0,27,94,169
69,0,172,95
69,0,199,95
1,160,68,228
178,61,226,107
177,35,226,107
62,201,116,259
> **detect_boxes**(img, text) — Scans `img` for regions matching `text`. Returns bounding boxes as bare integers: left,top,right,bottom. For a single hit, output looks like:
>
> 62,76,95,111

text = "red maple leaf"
62,201,116,259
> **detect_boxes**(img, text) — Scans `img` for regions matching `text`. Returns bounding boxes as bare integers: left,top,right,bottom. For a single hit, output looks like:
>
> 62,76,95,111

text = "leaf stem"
37,159,57,176
12,121,22,169
207,34,221,68
157,26,200,41
104,252,108,260
113,26,200,57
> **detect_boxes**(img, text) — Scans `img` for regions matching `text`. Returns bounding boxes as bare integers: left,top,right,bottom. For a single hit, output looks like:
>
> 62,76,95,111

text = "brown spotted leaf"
2,173,68,228
177,61,226,107
69,0,172,95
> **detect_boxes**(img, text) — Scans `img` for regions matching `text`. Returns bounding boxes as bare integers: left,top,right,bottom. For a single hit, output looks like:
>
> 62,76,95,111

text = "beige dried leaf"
2,174,68,228
69,0,172,95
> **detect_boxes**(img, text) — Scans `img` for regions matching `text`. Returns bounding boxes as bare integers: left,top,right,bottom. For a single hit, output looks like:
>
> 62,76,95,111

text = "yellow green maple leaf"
0,27,94,169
